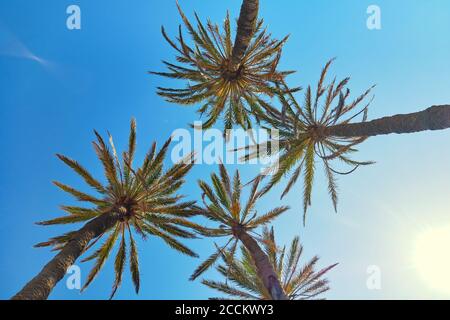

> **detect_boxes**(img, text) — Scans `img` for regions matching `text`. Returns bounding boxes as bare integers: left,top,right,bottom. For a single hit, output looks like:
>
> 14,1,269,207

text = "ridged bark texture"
12,213,119,300
234,227,288,300
231,0,259,69
326,105,450,138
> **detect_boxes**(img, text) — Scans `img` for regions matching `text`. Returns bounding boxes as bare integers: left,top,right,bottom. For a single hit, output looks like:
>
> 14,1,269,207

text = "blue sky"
1,0,450,299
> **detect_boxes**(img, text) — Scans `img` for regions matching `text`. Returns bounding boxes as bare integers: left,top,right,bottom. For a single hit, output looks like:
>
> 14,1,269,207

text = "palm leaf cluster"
151,3,292,132
246,60,375,223
36,119,204,298
190,164,289,280
203,227,337,300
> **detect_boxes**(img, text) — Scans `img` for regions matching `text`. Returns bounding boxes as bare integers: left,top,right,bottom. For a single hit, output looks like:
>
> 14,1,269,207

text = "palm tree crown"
35,119,203,298
190,165,288,279
246,60,375,223
190,164,289,299
203,227,337,300
151,2,291,132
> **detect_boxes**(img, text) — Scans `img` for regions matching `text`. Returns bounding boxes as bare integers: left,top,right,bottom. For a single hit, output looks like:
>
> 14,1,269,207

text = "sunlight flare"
413,225,450,295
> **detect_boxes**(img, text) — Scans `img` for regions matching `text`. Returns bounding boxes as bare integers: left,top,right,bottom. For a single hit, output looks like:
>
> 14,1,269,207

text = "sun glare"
413,225,450,295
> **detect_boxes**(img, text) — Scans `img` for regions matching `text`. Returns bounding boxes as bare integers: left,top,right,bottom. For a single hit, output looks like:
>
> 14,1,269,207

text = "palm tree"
231,0,260,70
323,104,450,137
245,59,450,223
12,119,204,300
203,227,337,300
150,1,292,132
190,164,289,300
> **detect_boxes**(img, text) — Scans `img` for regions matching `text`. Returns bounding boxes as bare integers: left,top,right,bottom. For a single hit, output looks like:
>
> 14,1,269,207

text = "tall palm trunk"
12,212,119,300
230,0,259,70
233,226,288,300
326,105,450,138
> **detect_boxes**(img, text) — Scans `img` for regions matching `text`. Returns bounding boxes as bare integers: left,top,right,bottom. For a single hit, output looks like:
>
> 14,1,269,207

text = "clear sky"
1,0,450,300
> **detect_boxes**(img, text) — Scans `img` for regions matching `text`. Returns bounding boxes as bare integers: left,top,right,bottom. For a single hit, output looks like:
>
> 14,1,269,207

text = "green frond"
201,280,259,300
142,223,198,257
247,206,289,228
262,141,306,197
324,161,338,212
60,206,104,216
152,222,198,239
203,227,336,300
56,154,105,194
36,211,99,226
218,163,231,198
280,163,303,199
153,3,290,132
302,142,315,224
145,214,208,235
198,180,222,208
123,118,137,184
107,131,123,184
254,60,374,222
283,237,302,287
92,130,120,189
211,173,231,208
129,228,140,294
110,230,126,299
34,231,77,249
241,176,261,223
231,171,242,216
52,181,106,205
82,226,120,292
38,119,198,298
152,137,172,170
261,226,278,266
190,249,222,281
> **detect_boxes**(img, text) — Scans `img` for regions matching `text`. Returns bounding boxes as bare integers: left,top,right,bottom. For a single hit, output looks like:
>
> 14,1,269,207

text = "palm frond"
110,229,126,299
152,3,291,131
52,181,106,205
190,249,222,281
56,154,105,194
143,223,198,257
249,60,374,223
37,119,199,298
129,227,140,294
247,206,289,228
82,226,120,292
203,228,336,300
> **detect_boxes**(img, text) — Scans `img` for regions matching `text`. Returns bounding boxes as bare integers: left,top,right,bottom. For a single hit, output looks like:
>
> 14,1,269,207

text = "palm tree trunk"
326,105,450,138
12,212,119,300
234,227,288,300
230,0,259,70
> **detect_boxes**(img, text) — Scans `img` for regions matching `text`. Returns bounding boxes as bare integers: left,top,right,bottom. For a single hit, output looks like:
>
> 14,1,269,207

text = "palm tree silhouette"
13,119,204,299
245,59,450,223
190,164,289,300
203,227,337,300
151,1,292,133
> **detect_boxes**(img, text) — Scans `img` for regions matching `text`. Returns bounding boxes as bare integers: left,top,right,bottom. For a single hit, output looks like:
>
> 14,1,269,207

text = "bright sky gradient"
1,0,450,300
